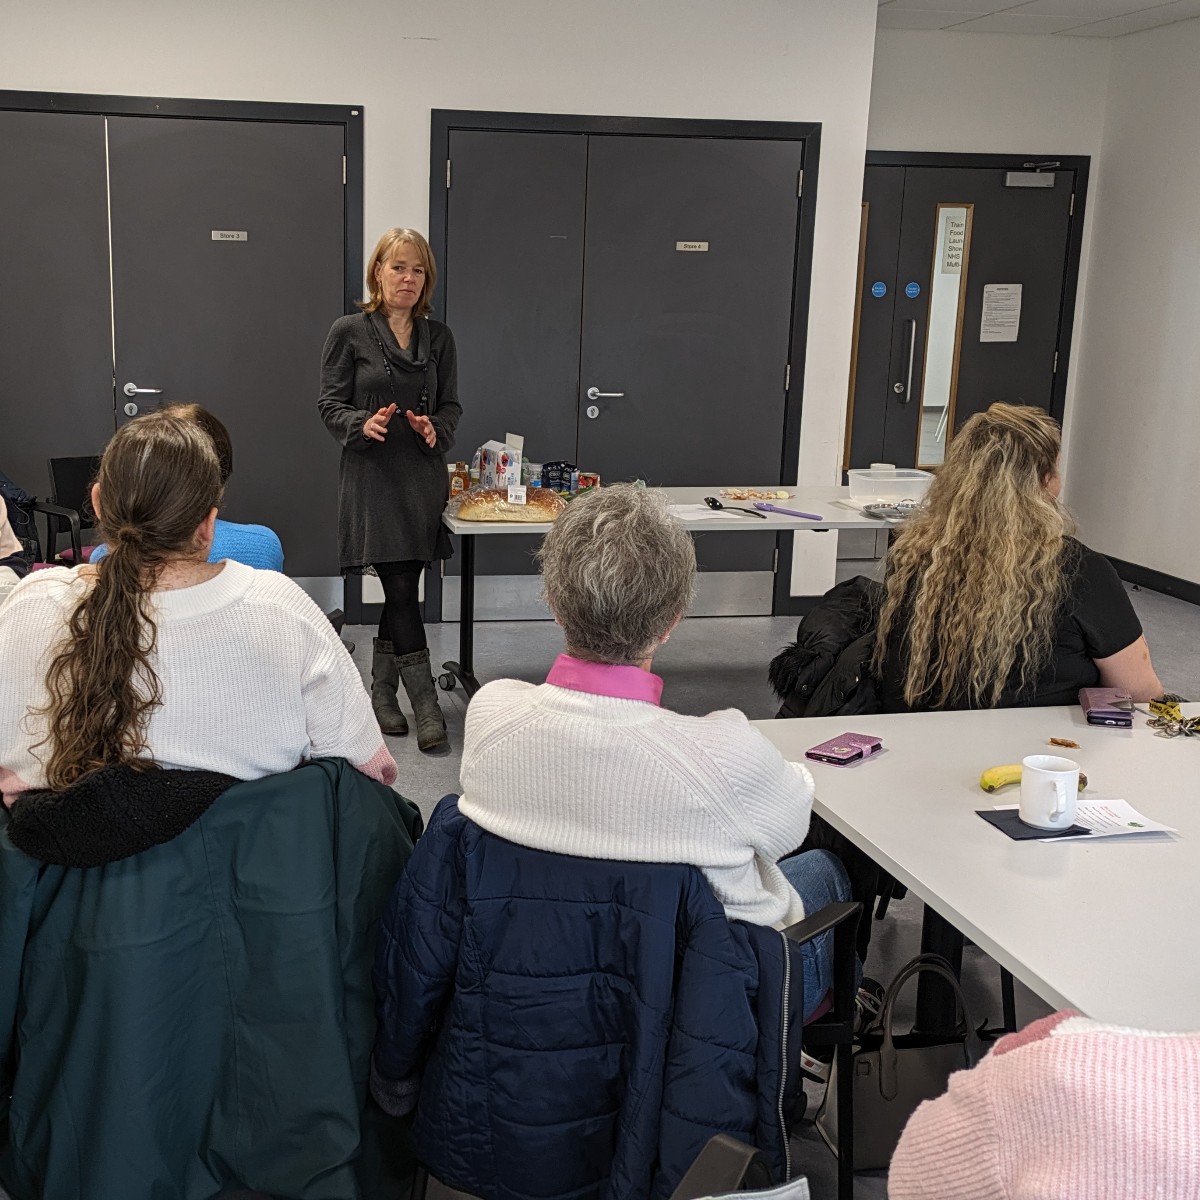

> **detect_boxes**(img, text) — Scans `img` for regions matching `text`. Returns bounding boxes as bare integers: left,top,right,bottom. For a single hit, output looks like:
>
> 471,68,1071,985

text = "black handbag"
815,953,985,1170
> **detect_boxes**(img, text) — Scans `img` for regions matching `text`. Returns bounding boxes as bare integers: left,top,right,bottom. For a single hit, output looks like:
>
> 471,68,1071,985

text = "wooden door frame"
425,108,822,623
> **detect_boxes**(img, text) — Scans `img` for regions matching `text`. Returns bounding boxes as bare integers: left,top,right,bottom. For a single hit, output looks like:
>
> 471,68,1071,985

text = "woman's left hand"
405,410,437,448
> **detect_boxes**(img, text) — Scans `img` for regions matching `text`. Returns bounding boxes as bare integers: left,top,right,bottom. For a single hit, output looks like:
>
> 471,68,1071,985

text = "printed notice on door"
942,215,967,274
980,283,1022,343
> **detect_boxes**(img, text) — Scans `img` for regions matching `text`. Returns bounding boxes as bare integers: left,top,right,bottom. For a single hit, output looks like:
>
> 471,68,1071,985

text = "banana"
979,764,1088,793
979,764,1022,793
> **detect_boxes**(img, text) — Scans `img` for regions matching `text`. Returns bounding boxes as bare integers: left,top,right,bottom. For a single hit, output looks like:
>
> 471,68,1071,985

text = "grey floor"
357,581,1200,1200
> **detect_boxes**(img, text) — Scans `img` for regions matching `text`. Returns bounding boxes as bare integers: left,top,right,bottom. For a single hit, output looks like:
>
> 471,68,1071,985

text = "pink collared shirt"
544,653,664,706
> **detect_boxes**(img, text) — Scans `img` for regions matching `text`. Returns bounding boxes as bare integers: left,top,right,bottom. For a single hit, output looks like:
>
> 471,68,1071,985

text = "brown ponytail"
36,412,223,789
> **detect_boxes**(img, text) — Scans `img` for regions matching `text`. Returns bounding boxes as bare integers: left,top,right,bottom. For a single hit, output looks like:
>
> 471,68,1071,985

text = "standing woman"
319,229,461,754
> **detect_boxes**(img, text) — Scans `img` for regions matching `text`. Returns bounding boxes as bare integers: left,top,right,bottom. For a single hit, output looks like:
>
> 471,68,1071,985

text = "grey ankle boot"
397,647,450,755
371,638,409,736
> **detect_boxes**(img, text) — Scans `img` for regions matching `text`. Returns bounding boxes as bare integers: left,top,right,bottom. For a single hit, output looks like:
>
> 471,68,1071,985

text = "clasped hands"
363,403,436,448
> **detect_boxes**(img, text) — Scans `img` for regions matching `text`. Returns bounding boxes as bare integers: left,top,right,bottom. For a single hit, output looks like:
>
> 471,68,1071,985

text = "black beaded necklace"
364,312,431,415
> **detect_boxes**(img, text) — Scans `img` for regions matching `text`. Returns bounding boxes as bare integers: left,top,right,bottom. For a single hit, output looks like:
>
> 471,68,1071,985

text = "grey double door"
443,129,806,611
0,107,346,576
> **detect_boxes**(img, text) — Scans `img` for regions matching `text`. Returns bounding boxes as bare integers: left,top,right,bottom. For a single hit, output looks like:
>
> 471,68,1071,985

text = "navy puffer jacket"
371,796,807,1200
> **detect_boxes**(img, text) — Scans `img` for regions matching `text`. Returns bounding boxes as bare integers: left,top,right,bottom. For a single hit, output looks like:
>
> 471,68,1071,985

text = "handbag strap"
875,954,985,1101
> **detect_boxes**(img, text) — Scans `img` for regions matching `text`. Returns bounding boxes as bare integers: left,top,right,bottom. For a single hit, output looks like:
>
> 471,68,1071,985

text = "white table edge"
810,798,1073,1014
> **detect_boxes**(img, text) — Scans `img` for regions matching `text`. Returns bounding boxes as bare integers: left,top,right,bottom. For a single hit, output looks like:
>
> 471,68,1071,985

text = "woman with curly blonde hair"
874,402,1160,710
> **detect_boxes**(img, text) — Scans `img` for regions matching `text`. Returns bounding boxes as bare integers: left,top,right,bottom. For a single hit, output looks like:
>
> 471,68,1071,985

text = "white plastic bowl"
847,467,933,503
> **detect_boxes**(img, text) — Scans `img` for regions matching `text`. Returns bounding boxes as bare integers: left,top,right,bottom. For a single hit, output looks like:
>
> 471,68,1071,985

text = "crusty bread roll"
456,487,567,522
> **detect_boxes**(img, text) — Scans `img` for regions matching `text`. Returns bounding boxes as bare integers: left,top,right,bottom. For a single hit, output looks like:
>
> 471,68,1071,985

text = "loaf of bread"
455,486,567,522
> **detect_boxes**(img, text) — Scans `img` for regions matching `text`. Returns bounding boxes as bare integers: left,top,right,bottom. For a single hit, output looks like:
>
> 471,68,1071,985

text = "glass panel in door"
916,204,972,467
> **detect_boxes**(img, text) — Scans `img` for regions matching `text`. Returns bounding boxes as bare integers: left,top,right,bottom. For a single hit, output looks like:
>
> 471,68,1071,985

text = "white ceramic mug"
1020,754,1080,830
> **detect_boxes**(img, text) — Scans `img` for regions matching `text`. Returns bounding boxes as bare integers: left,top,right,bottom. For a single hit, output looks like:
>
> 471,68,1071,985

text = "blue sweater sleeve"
90,521,284,572
209,521,284,572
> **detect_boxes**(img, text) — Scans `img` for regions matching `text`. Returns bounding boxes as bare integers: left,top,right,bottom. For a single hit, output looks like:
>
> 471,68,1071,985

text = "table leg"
914,904,965,1034
441,533,481,697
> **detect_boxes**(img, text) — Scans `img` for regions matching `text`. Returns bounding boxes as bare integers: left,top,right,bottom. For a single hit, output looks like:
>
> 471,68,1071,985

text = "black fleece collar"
9,765,238,867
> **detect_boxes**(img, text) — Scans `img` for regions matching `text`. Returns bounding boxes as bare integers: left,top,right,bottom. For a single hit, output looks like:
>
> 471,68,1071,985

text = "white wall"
0,0,878,501
1065,17,1200,585
866,29,1112,487
868,29,1111,157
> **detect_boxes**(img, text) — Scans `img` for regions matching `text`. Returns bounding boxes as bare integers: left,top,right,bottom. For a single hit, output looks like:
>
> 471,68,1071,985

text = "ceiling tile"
1059,4,1200,31
886,0,1026,11
949,11,1093,26
1010,0,1172,16
877,8,990,26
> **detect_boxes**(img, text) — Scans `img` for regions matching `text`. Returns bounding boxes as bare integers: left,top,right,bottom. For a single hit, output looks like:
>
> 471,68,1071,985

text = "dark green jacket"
0,759,421,1200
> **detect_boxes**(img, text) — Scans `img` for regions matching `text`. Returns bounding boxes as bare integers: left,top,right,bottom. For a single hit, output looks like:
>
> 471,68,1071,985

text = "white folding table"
440,484,894,695
755,705,1200,1031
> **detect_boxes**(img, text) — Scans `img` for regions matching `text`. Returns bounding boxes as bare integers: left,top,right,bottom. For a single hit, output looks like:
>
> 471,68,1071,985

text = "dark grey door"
847,164,1077,470
107,116,346,575
577,135,802,575
439,128,805,610
0,111,115,497
443,130,587,584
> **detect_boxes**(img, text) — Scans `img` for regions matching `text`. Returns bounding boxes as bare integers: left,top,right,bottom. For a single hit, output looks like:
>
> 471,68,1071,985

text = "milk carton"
476,440,522,489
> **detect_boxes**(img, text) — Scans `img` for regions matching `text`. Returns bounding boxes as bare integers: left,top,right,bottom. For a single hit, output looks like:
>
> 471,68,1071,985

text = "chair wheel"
438,673,456,691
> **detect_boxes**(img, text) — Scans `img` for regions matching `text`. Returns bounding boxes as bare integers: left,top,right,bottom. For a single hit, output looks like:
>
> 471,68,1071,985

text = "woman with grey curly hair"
458,483,849,1019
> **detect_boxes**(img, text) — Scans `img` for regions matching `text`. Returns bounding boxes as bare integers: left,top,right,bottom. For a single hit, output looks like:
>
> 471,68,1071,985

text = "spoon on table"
703,496,767,518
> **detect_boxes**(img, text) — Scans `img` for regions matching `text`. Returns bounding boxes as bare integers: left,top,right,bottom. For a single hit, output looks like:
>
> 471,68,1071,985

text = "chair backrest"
48,455,101,523
670,1135,811,1200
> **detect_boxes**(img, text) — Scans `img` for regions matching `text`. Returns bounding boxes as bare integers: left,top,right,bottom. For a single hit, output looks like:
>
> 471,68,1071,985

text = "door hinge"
797,169,804,198
1069,192,1075,217
342,156,347,185
785,363,791,391
772,548,779,574
446,159,452,189
1053,351,1059,374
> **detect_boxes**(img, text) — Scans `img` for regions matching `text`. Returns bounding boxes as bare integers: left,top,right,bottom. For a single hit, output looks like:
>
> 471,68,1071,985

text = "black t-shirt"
877,538,1143,712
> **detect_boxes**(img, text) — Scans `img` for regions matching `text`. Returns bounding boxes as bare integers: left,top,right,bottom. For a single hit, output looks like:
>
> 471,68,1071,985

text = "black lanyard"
365,313,431,415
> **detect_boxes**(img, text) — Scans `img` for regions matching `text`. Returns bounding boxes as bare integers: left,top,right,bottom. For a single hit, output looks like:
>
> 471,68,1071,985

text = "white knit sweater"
458,678,816,928
0,562,395,800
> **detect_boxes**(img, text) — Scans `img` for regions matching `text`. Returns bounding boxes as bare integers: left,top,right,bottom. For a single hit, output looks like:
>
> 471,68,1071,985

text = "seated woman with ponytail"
0,410,395,807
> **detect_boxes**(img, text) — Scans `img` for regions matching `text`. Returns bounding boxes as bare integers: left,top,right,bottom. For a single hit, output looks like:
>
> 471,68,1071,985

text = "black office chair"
788,902,861,1200
37,455,101,565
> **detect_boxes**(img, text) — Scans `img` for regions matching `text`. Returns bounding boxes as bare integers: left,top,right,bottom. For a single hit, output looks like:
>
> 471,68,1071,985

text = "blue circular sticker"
870,281,887,298
905,282,921,299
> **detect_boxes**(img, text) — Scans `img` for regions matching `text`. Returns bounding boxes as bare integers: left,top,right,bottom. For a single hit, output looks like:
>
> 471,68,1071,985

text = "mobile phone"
1079,687,1134,727
804,732,883,766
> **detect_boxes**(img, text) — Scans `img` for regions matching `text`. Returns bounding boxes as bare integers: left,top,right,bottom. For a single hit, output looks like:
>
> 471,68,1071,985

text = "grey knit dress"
318,312,462,571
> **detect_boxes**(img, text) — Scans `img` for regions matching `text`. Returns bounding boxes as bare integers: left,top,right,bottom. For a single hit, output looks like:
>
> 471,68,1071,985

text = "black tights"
374,561,427,655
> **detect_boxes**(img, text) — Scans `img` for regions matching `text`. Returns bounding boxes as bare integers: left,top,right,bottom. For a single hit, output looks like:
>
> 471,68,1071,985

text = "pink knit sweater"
889,1010,1200,1199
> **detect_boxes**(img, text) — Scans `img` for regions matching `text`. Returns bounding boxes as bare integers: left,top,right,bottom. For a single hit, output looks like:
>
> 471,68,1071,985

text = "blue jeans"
778,849,853,1021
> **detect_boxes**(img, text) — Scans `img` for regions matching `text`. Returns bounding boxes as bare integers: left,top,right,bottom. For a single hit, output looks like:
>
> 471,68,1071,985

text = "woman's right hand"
362,403,397,442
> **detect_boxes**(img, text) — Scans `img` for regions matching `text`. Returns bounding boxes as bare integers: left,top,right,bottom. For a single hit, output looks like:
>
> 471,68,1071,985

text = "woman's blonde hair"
873,403,1074,709
359,227,436,317
35,412,223,789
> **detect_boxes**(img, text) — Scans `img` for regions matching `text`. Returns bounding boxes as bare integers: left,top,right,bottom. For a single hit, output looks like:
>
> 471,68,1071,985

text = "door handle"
123,382,164,397
893,319,917,404
586,386,625,401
